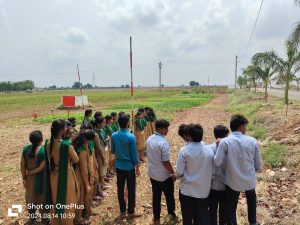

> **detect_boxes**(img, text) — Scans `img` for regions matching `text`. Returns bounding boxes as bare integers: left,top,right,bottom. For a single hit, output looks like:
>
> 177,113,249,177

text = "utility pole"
158,61,162,93
234,55,238,90
93,73,96,88
208,75,210,87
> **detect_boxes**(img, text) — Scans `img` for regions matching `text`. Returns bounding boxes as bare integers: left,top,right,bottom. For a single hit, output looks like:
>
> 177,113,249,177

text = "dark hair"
118,111,126,117
178,124,189,138
156,119,170,130
230,114,249,132
94,111,102,120
214,125,229,139
80,123,93,131
66,120,72,127
105,115,113,121
68,117,76,123
84,109,92,117
138,107,145,113
188,124,203,142
73,130,95,149
145,106,150,111
135,111,142,118
118,115,130,129
94,117,105,127
28,130,43,158
50,119,67,171
111,112,117,117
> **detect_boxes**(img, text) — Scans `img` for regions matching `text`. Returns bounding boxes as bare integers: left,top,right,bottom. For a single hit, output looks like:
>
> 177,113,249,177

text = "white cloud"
63,27,89,45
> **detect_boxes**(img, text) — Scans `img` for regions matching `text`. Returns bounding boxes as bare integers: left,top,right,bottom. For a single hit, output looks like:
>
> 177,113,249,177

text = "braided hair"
28,130,43,158
49,119,67,171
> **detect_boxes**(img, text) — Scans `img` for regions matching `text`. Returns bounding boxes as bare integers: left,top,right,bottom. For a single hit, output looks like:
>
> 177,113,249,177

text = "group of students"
20,107,156,225
105,112,262,225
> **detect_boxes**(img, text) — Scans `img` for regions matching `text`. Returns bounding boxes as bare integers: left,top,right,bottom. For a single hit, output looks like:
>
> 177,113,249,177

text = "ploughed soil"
0,94,299,225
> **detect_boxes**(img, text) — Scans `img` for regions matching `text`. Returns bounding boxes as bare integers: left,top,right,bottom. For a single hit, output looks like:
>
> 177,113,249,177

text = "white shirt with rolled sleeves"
214,131,262,192
207,143,226,191
176,142,214,198
147,132,172,182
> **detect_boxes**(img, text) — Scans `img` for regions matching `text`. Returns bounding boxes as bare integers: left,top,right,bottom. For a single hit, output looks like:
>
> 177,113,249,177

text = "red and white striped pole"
77,64,84,109
130,36,134,133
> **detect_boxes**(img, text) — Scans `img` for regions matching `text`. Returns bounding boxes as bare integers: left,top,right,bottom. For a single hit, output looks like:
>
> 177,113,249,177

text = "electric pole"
234,55,238,90
158,61,162,93
93,73,96,88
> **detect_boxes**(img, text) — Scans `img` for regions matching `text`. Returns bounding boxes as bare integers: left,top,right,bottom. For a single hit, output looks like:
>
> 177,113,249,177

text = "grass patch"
34,92,214,123
262,142,285,168
251,126,268,140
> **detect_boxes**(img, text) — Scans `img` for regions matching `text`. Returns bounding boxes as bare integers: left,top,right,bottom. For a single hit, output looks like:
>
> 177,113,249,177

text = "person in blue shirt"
111,114,141,219
214,114,262,225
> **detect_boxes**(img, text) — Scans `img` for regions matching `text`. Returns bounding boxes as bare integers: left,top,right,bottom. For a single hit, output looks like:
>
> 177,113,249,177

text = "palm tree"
251,51,278,101
275,41,300,104
237,75,248,89
242,65,260,93
288,0,300,50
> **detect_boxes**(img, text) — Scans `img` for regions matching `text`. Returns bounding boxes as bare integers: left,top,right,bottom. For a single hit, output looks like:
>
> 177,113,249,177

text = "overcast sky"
0,0,299,87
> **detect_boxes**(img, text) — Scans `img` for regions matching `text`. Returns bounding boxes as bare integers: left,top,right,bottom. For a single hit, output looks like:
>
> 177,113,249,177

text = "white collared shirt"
176,142,214,198
214,131,262,192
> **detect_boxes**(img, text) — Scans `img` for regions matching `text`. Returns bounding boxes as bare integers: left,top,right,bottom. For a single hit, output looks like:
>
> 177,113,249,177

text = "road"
257,88,300,101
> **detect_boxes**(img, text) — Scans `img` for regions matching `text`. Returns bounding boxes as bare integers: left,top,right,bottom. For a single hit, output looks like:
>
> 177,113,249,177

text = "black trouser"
116,168,136,214
225,185,257,225
179,192,210,225
208,189,226,225
150,177,176,220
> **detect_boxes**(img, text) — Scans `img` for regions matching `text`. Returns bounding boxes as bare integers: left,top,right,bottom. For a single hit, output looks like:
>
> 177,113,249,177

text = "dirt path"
2,94,288,225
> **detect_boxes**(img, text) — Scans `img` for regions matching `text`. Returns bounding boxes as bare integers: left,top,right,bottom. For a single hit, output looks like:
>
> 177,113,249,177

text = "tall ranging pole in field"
77,64,84,109
158,61,162,93
234,55,238,90
130,36,134,132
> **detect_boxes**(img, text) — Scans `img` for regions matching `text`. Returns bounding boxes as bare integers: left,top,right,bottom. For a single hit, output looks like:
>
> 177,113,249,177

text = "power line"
241,0,264,59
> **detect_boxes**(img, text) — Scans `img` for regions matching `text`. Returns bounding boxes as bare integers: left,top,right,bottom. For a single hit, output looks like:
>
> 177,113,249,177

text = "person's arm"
79,150,91,192
214,140,227,167
130,136,140,176
254,142,262,172
28,161,46,175
175,149,186,178
69,145,79,164
161,142,176,180
94,134,106,164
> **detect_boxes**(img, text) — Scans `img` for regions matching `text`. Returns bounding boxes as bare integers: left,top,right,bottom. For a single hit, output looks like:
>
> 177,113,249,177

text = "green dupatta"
94,128,108,147
134,118,144,131
45,139,71,218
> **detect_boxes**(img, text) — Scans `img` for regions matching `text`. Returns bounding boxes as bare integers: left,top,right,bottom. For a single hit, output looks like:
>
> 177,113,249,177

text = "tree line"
0,80,34,92
237,0,300,105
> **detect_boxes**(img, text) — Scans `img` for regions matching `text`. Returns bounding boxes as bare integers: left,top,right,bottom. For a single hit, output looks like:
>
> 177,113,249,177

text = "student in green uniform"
111,112,119,133
104,115,115,177
21,130,49,225
63,125,75,144
73,130,95,225
134,111,146,162
93,117,110,197
81,109,93,129
148,107,157,134
68,117,78,132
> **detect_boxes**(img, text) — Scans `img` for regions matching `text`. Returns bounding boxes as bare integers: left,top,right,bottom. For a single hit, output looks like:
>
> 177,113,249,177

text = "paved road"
257,88,300,101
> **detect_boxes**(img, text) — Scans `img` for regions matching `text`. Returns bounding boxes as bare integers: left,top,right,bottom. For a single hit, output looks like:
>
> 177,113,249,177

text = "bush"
262,143,285,168
251,126,267,140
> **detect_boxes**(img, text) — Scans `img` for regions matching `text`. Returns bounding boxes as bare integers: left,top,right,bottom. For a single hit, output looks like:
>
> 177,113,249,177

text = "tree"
121,85,125,88
72,82,82,89
125,84,130,88
49,85,57,90
251,51,278,101
237,75,248,89
275,42,300,104
242,65,260,92
288,0,300,50
83,83,93,89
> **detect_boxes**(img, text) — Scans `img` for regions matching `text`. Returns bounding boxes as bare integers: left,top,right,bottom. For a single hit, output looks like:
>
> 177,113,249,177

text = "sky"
0,0,299,87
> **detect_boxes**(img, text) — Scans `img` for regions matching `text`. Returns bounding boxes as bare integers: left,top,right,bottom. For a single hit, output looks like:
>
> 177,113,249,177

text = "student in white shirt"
176,124,214,225
147,119,177,224
214,114,262,225
207,125,229,225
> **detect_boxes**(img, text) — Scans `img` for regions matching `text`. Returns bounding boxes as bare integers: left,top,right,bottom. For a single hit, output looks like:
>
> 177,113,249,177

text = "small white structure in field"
62,96,89,108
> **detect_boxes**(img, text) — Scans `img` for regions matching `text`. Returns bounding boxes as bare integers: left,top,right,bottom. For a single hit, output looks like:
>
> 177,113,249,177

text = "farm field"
0,88,299,225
